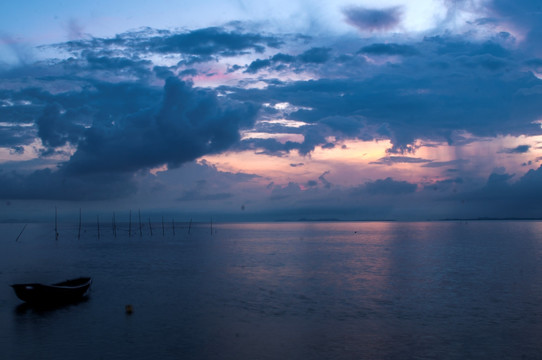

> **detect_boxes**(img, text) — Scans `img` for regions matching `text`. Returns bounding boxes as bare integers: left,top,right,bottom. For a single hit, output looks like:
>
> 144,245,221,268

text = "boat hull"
11,277,92,305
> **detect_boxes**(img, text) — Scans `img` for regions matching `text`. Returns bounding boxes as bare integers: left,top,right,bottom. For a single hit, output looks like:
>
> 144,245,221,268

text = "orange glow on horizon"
201,134,542,188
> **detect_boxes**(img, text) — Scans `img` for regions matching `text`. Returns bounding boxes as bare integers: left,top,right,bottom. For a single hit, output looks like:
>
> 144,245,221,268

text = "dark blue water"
1,221,541,359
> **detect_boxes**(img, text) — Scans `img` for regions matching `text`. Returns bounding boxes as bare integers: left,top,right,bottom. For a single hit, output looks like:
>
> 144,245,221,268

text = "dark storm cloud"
3,13,542,211
343,6,403,32
230,33,542,154
0,76,259,200
0,31,259,201
33,20,542,161
65,77,259,175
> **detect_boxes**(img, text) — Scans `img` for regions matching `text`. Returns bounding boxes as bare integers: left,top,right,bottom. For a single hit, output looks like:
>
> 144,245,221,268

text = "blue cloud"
498,145,531,154
146,27,282,56
364,177,417,195
422,159,469,168
298,47,331,63
65,77,259,175
358,43,418,56
488,0,542,52
0,168,136,200
244,47,331,74
370,156,432,165
343,6,403,32
37,103,85,149
230,33,542,153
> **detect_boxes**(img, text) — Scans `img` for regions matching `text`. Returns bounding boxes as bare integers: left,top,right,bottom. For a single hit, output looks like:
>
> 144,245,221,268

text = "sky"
1,0,542,221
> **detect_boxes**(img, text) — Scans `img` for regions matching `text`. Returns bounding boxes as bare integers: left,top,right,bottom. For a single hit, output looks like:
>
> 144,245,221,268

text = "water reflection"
14,296,90,315
2,221,542,359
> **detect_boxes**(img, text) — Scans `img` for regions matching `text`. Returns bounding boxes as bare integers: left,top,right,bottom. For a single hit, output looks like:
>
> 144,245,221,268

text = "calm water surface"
1,221,541,359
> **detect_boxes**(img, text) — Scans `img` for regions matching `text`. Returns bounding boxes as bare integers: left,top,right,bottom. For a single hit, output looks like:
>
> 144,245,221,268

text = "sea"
0,221,541,359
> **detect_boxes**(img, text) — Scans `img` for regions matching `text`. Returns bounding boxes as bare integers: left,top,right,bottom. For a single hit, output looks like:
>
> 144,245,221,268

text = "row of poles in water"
54,207,213,240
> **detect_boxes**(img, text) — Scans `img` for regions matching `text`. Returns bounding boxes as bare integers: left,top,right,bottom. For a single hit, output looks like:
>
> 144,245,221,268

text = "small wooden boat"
11,277,92,305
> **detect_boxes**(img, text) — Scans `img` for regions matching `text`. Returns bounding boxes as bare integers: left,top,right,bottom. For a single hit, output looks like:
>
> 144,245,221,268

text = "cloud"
24,22,541,159
245,59,272,74
320,115,365,134
177,180,233,201
3,16,542,217
244,47,331,74
318,171,331,189
487,0,542,52
138,26,281,57
358,43,418,56
461,164,542,217
343,6,403,32
370,156,432,165
270,182,302,200
298,47,331,63
229,33,542,154
421,159,469,168
36,103,85,149
498,144,531,154
0,167,136,201
0,122,36,148
363,177,417,195
0,72,259,200
65,77,259,175
423,177,463,192
67,18,86,41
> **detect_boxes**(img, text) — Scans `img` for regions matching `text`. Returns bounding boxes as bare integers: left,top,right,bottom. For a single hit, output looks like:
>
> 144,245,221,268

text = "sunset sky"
1,0,542,221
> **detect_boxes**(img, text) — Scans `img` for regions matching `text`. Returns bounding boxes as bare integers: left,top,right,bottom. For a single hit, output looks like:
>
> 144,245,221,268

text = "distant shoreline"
2,217,542,224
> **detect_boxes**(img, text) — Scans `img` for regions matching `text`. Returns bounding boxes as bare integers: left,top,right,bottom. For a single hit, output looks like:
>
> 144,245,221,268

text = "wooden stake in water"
114,212,118,238
16,224,27,242
138,209,142,237
55,206,59,240
148,217,153,236
78,208,82,240
129,210,132,237
188,218,192,235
